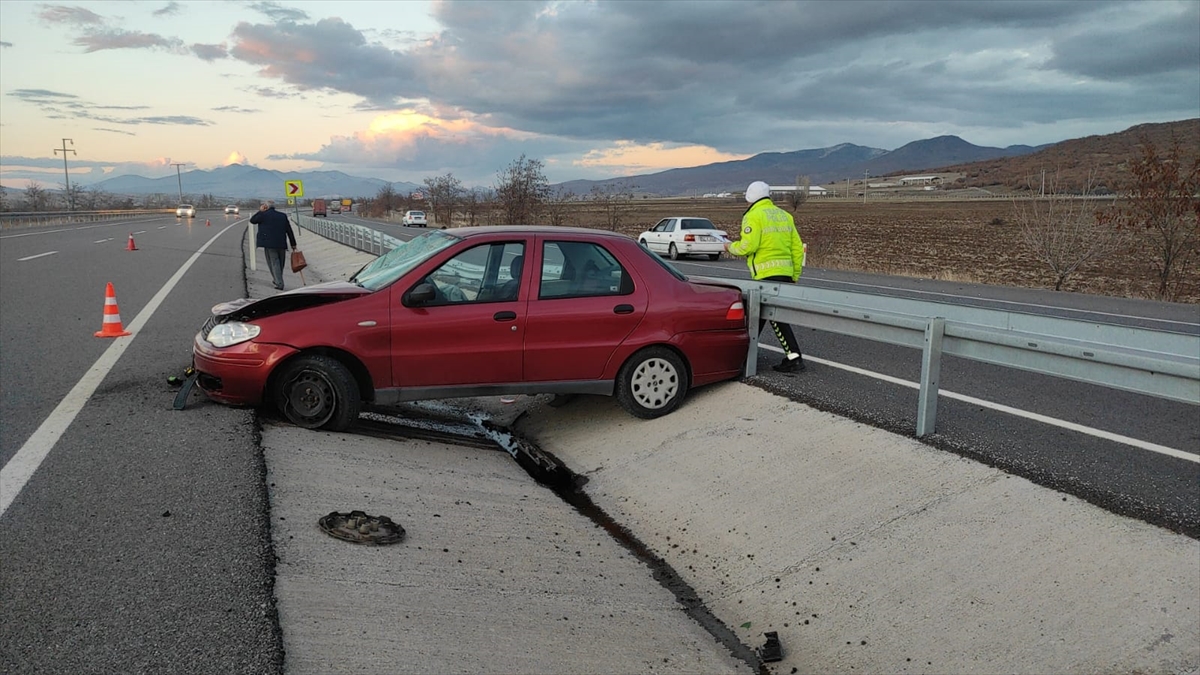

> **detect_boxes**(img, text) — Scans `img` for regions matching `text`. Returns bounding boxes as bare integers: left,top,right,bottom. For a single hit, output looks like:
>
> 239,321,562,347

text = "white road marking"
675,260,1200,328
133,230,147,234
17,251,58,261
758,344,1199,463
0,220,169,239
94,238,114,244
0,222,240,519
158,226,167,229
809,277,1200,328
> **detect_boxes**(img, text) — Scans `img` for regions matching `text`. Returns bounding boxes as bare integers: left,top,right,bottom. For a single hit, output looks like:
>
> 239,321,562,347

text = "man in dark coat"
250,200,297,291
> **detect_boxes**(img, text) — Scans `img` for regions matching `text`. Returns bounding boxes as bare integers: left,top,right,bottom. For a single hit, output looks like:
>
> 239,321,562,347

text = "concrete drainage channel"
337,402,770,673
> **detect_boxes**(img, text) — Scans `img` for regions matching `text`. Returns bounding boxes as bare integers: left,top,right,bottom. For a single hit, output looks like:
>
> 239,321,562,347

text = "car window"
353,230,458,291
652,219,670,233
681,218,716,230
418,241,526,305
539,241,633,300
638,243,688,281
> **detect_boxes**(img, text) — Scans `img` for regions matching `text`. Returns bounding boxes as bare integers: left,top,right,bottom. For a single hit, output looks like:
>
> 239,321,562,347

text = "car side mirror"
405,282,437,306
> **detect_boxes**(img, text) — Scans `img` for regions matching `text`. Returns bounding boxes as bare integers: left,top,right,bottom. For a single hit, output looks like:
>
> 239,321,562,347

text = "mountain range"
91,163,421,201
76,119,1196,200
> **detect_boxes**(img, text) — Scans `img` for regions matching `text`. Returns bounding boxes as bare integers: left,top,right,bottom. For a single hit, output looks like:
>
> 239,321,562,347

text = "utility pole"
171,162,187,204
863,169,870,205
54,139,76,211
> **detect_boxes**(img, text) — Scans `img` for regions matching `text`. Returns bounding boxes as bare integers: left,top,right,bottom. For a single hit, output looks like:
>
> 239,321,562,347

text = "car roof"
446,225,632,240
657,216,715,221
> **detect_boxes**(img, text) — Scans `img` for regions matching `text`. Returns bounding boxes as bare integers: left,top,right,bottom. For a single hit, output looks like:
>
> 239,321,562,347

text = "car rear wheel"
616,346,688,419
708,253,720,260
274,354,361,431
668,243,680,260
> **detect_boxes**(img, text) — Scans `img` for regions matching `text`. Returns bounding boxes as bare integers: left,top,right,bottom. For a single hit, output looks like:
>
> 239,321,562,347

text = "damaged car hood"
211,281,372,322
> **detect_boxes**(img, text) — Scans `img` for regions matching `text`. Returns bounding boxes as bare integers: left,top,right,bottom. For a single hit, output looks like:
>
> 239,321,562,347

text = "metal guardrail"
692,276,1200,437
289,216,1200,438
295,214,401,255
0,209,172,229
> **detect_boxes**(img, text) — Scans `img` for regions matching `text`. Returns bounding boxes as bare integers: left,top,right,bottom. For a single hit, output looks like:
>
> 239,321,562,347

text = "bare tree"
79,186,109,210
788,175,810,212
373,182,397,218
61,182,88,211
460,188,491,226
494,154,550,224
543,186,576,226
423,173,463,228
1013,171,1116,291
1111,135,1200,301
24,182,48,211
589,181,636,231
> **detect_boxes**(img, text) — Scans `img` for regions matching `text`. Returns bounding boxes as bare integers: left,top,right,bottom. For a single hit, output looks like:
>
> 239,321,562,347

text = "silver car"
176,204,196,218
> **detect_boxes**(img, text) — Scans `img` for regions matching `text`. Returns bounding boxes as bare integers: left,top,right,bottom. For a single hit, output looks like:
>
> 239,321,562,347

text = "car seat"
498,255,523,301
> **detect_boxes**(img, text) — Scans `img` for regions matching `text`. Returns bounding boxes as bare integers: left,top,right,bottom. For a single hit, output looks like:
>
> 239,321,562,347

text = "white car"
176,204,196,218
224,205,240,215
637,217,727,260
402,210,428,227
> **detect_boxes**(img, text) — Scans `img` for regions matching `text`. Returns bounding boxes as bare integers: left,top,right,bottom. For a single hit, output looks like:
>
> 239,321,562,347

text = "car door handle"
613,304,634,315
493,311,517,321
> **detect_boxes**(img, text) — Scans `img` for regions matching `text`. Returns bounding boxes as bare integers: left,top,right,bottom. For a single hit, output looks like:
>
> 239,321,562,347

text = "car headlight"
206,322,261,347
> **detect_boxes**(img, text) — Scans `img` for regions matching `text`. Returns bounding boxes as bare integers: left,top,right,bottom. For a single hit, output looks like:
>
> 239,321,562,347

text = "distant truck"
312,199,327,217
341,198,353,213
330,196,342,214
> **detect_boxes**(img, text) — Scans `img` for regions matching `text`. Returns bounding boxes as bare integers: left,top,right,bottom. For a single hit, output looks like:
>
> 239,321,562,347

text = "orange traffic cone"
126,233,138,251
205,219,211,227
94,282,132,338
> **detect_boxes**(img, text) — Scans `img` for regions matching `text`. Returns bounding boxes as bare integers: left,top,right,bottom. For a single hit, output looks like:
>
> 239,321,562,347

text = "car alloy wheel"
616,346,688,419
274,354,361,431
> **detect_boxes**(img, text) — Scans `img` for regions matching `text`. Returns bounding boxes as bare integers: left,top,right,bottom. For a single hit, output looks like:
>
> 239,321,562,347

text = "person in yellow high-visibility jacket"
724,181,807,372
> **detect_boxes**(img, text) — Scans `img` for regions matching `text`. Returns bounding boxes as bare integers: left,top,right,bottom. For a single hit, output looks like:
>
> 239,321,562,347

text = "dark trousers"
759,275,801,358
264,248,287,290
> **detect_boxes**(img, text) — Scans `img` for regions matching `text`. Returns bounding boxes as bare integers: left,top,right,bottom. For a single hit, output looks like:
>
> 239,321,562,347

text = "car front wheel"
616,346,688,419
274,354,361,431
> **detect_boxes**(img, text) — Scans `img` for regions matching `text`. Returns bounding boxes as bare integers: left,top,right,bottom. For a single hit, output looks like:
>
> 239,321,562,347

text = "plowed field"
554,198,1198,303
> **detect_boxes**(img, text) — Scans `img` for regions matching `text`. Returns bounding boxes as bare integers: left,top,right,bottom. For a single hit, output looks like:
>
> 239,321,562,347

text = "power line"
54,139,76,211
171,162,187,204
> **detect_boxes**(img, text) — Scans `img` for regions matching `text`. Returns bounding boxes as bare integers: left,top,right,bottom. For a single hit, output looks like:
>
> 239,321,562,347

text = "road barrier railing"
288,216,1199,438
0,209,172,229
295,214,400,255
690,276,1200,437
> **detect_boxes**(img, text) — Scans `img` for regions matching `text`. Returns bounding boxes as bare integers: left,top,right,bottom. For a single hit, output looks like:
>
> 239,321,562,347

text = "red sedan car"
193,226,749,431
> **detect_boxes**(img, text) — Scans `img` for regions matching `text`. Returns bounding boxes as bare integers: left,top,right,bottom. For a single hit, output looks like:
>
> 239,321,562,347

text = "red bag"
290,250,308,273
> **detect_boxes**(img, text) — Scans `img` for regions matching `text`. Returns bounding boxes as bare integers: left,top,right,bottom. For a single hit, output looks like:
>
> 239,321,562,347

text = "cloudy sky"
1,0,1196,189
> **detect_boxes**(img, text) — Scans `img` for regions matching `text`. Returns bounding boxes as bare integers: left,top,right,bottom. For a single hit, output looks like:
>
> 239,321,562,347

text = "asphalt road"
1,211,283,673
1,210,1196,673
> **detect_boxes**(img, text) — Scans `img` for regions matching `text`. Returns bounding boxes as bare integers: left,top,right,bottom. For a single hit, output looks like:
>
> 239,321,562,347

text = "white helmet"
745,181,770,203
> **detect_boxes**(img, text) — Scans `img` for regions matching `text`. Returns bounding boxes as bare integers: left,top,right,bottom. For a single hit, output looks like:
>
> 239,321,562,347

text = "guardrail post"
916,317,945,437
745,286,761,377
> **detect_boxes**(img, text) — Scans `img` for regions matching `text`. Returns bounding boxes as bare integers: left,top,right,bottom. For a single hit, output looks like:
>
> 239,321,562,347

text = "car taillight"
684,234,695,242
726,301,745,321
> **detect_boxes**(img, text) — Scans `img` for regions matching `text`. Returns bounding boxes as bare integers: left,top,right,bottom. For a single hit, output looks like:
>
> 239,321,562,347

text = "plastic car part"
758,631,783,663
616,346,688,419
274,354,361,431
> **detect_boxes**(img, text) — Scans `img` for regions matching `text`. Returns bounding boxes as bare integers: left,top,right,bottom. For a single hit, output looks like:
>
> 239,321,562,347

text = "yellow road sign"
285,180,304,198
287,197,296,205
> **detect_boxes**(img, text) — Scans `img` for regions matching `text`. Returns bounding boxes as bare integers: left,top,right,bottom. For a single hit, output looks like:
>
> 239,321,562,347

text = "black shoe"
773,357,806,373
